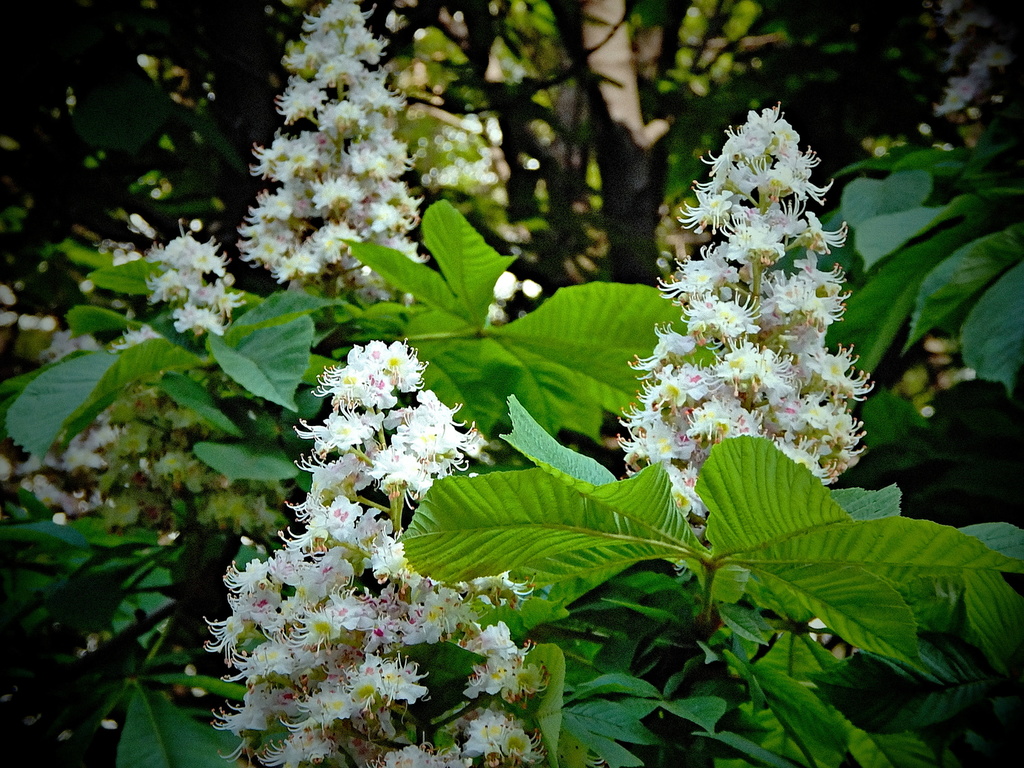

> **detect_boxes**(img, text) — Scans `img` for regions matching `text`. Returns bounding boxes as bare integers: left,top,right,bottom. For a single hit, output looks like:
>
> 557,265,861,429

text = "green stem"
694,562,720,640
404,328,483,342
355,495,390,513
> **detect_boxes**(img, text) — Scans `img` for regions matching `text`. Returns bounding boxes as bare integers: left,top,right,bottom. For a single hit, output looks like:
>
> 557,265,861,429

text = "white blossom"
620,106,869,526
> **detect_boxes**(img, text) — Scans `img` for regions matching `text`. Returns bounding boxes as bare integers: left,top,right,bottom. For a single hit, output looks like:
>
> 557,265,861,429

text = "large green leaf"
829,194,993,372
88,259,161,295
839,170,933,228
847,730,945,768
746,563,919,663
699,437,1023,663
488,281,679,438
349,241,462,317
830,485,902,520
502,394,617,488
227,291,337,342
403,463,697,584
700,437,851,556
192,441,298,481
421,200,517,327
962,570,1024,674
64,338,202,440
116,686,239,768
854,206,946,270
907,223,1024,347
961,258,1024,395
812,634,1001,734
728,645,850,768
157,371,241,436
209,315,314,411
67,305,131,336
5,351,116,456
360,207,678,439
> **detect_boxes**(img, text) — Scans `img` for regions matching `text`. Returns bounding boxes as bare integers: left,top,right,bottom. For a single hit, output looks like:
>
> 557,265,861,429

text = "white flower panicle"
933,0,1018,117
237,0,423,298
620,106,870,526
144,233,244,337
208,342,546,768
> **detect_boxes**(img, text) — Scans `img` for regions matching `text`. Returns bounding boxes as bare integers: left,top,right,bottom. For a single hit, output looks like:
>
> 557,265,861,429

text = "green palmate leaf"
503,394,616,487
145,673,246,701
227,291,337,342
525,643,566,766
960,522,1024,560
746,563,919,662
66,305,131,336
89,259,161,295
830,485,902,520
157,371,241,436
209,315,314,411
348,241,461,316
192,441,298,481
64,337,201,441
403,463,697,584
907,223,1024,347
700,437,851,556
0,519,90,549
812,634,1001,734
963,570,1024,674
658,696,728,734
116,686,239,768
853,206,946,269
567,673,662,703
847,730,944,768
695,730,803,768
374,208,679,439
829,193,993,373
488,282,680,439
414,335,525,434
421,199,517,327
728,647,850,768
745,518,1023,662
839,170,933,228
562,698,661,768
961,258,1024,394
702,437,1024,662
5,351,116,456
717,602,772,645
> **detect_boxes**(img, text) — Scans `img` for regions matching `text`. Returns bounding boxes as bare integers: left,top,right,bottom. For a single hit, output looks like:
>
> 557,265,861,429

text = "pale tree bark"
582,0,669,284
